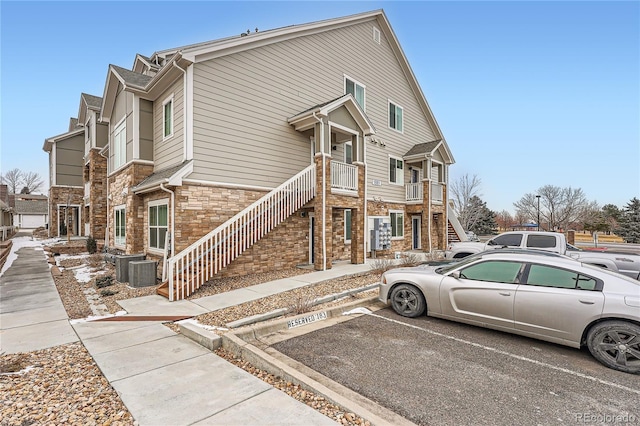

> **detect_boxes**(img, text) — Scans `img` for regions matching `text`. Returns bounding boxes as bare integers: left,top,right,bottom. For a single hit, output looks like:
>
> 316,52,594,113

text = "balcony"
404,182,444,203
330,161,358,193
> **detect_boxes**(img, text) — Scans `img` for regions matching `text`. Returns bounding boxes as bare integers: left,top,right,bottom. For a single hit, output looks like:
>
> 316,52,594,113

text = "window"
344,209,352,243
459,261,523,284
345,142,353,164
115,206,126,247
113,119,126,169
149,201,168,250
526,264,598,290
345,77,365,109
389,101,403,132
526,235,557,249
163,95,173,139
390,211,404,238
389,156,404,185
373,27,381,44
489,233,522,247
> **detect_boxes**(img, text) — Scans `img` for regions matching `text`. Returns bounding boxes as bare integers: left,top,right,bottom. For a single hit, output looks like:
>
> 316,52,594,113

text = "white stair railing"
167,164,316,301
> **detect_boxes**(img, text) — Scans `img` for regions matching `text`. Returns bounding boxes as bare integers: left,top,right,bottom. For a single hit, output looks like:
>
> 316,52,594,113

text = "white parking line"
367,312,640,396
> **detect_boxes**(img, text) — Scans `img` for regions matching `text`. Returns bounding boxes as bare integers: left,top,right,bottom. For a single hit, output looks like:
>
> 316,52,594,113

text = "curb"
179,293,416,426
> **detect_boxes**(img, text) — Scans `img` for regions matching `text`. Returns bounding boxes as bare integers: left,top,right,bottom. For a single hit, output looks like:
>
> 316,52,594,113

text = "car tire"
586,321,640,374
390,284,426,318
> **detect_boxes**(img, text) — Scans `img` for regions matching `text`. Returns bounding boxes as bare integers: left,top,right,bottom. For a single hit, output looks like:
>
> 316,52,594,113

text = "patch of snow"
0,236,44,277
342,307,372,316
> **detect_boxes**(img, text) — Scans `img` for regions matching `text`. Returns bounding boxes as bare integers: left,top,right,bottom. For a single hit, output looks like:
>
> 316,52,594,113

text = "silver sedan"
378,250,640,374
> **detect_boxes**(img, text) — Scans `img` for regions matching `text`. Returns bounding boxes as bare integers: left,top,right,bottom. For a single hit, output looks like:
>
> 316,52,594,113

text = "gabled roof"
43,126,85,152
14,199,48,215
78,93,103,124
133,54,161,74
288,94,376,135
404,140,454,164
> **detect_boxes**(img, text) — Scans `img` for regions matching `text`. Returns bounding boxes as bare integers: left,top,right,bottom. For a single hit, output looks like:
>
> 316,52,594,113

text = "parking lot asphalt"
271,306,640,426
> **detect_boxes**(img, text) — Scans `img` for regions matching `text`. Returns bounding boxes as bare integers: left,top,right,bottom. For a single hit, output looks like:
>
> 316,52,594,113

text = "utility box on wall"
371,218,392,251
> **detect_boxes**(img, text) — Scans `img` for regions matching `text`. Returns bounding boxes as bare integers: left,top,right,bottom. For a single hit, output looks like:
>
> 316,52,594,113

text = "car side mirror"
451,271,461,279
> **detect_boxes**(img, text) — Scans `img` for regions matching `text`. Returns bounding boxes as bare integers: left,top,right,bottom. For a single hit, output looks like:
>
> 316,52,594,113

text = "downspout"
363,134,368,264
426,155,432,254
159,183,175,280
99,148,110,247
312,112,327,271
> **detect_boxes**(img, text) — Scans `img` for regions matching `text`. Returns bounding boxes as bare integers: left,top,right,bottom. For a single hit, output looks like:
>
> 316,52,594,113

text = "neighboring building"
13,194,48,229
0,185,16,240
46,10,465,300
43,118,84,238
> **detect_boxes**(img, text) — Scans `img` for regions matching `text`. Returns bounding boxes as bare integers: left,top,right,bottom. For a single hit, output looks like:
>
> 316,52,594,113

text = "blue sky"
1,1,638,214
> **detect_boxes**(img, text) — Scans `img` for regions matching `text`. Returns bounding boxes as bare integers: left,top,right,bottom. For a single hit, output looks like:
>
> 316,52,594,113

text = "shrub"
369,258,396,274
95,275,114,288
399,253,422,267
287,295,315,315
100,289,118,297
86,235,97,254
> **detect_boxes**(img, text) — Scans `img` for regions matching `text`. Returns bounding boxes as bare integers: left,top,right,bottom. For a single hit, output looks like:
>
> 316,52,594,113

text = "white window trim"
162,94,174,140
148,198,169,253
373,27,381,44
344,209,352,244
344,141,353,164
390,210,404,240
388,99,404,133
344,74,366,110
389,154,404,186
114,205,126,248
113,117,126,170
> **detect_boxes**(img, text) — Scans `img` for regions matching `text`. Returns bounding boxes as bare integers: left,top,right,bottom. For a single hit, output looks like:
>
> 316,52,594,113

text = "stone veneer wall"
48,186,84,238
87,149,107,240
367,200,409,257
168,183,311,278
108,162,154,254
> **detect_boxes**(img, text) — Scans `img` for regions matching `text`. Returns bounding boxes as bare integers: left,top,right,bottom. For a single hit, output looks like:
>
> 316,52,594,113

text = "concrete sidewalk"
1,236,373,425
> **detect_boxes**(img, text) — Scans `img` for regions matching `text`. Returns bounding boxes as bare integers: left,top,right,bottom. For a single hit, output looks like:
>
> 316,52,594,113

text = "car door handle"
499,292,511,296
579,300,595,305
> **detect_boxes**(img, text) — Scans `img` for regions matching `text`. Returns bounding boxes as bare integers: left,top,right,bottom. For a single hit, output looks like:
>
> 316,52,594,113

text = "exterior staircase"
157,164,316,301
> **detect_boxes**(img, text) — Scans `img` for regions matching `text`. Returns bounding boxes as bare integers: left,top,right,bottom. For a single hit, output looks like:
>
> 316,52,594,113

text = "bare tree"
450,174,482,230
514,185,591,231
1,168,23,194
22,172,43,194
495,210,514,231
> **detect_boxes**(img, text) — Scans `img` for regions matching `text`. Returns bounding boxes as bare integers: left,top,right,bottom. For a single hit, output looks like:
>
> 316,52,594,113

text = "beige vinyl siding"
191,20,438,192
153,79,184,170
140,99,154,161
109,88,134,171
96,121,108,149
56,134,84,186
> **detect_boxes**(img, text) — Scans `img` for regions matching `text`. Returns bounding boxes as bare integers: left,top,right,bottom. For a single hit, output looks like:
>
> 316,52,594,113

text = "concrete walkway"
1,235,373,425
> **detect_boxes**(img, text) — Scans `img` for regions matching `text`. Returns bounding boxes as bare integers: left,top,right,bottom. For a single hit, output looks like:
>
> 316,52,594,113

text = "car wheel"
586,321,640,374
390,284,426,318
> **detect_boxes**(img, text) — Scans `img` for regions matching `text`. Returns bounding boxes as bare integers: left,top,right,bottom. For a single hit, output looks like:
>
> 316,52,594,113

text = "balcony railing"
404,182,444,203
431,182,443,203
405,182,422,202
330,161,358,192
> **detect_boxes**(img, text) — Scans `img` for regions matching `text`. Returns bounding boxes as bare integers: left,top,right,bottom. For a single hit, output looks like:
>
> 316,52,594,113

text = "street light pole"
536,195,541,231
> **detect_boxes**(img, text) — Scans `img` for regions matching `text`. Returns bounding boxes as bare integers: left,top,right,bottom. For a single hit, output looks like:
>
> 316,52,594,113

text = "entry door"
412,216,421,250
309,213,315,264
410,168,420,183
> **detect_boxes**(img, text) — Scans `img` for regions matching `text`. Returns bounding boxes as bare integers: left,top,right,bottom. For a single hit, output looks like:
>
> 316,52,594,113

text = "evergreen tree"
616,198,640,243
466,196,497,235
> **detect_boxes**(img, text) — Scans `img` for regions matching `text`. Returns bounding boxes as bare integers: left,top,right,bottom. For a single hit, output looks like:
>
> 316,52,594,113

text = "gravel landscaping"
2,238,392,425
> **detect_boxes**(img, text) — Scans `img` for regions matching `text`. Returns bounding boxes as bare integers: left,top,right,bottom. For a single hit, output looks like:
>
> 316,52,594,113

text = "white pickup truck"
445,231,640,280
